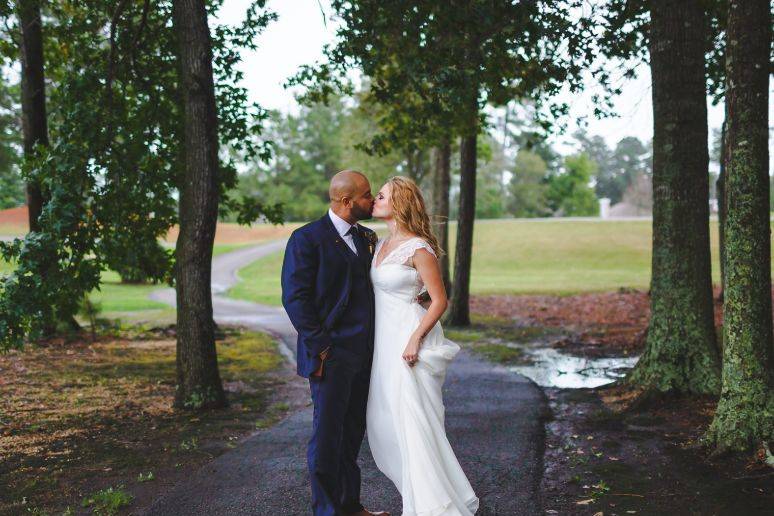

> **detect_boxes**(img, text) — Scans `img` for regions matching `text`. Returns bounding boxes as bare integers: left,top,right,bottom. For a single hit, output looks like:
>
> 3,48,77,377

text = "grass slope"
226,218,774,306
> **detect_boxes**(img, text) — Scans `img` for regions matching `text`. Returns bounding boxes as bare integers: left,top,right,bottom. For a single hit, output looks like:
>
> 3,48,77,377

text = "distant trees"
508,150,550,218
0,72,23,209
294,0,597,326
241,96,658,223
544,154,599,217
575,130,652,205
234,95,409,221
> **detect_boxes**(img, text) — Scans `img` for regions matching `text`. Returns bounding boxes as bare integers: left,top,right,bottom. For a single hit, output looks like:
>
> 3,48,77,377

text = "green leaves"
0,0,280,351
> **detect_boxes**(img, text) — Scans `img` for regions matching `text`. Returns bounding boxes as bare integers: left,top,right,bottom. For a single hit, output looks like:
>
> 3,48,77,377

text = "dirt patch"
0,208,299,244
0,325,307,515
471,286,774,359
471,289,649,358
0,205,28,235
164,222,299,245
541,386,773,515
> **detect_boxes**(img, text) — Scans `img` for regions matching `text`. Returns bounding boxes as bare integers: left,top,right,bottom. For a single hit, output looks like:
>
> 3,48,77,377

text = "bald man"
281,171,387,516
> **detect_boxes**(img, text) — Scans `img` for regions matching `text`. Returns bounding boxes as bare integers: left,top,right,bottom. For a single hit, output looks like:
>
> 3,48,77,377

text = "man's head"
329,170,374,223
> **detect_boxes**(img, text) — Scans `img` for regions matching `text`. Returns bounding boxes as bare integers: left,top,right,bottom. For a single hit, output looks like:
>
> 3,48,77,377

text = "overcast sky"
214,0,753,159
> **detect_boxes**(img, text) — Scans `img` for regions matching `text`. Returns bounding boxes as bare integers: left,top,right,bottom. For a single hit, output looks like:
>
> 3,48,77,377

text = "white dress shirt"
328,208,358,255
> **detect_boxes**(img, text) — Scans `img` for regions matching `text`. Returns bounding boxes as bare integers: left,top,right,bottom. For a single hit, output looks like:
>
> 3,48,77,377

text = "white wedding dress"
366,237,479,516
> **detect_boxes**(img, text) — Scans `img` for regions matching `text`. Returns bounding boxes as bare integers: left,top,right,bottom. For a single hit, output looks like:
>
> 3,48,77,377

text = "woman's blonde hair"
386,176,444,257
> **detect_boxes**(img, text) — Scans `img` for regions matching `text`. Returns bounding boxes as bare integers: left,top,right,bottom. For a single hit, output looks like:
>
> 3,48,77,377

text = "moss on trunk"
705,0,774,453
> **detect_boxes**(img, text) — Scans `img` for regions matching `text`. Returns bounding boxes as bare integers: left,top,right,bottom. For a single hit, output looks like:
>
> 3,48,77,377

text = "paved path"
142,241,548,515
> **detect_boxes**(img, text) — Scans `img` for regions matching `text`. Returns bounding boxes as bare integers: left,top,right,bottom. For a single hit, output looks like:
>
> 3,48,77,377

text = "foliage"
596,0,740,105
234,94,409,221
545,153,599,216
0,0,280,351
291,1,605,163
0,71,23,209
474,135,508,219
508,149,551,218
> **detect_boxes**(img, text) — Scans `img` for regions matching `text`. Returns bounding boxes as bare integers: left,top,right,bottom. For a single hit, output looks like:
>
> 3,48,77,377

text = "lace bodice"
370,237,437,303
372,237,437,268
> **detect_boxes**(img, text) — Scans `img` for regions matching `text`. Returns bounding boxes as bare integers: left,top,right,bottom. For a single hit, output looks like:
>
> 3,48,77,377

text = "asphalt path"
142,240,548,515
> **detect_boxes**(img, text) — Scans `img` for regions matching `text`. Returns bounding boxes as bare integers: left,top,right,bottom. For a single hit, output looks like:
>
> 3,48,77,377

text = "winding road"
141,240,548,516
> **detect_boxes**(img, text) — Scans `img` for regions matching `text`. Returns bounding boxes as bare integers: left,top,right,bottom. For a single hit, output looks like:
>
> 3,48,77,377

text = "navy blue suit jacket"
281,214,376,378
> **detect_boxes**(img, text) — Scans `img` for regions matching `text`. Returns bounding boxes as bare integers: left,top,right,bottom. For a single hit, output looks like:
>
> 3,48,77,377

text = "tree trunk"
17,0,47,232
172,0,226,410
447,130,476,326
432,138,452,293
626,0,721,395
705,0,773,453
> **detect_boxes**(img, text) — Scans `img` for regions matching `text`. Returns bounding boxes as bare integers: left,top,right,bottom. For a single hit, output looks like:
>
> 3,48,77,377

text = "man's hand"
311,347,330,378
416,290,432,310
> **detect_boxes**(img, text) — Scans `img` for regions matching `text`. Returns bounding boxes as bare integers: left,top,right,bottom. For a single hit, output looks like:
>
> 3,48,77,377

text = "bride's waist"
374,289,419,306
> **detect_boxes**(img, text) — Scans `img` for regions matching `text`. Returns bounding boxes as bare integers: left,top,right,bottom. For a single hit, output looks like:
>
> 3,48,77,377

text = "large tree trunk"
447,130,476,326
705,0,773,453
172,0,226,410
17,0,47,232
432,138,452,293
626,0,721,395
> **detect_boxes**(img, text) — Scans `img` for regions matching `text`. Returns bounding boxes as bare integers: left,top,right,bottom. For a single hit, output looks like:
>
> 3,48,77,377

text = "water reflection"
510,347,639,389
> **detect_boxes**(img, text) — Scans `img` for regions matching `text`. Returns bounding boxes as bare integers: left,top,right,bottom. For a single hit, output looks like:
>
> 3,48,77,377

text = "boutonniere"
365,230,378,255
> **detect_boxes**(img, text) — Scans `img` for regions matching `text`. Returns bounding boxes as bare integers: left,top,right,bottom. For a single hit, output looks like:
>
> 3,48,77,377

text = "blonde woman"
367,176,479,515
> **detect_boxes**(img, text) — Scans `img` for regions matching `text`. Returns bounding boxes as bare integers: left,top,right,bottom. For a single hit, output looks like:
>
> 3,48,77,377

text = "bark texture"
17,0,48,232
705,0,774,452
172,0,226,409
432,139,452,293
626,0,721,394
447,131,476,326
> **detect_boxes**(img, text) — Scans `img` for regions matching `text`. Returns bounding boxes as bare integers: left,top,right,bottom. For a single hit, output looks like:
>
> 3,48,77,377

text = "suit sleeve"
281,231,332,358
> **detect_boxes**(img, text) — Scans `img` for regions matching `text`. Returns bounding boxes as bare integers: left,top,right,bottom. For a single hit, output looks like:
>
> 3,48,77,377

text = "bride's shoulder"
406,236,437,257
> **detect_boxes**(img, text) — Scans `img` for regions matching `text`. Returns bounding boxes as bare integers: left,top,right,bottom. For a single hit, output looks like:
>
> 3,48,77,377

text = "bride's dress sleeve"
394,238,437,267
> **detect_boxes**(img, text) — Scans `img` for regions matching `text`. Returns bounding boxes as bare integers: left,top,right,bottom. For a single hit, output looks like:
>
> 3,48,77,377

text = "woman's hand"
402,332,423,367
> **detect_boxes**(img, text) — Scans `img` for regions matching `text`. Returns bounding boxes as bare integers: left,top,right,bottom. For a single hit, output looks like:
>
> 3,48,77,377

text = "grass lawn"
226,218,774,306
1,242,257,315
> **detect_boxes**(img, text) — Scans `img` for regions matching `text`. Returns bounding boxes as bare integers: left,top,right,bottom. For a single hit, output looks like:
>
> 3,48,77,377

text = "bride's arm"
402,248,448,366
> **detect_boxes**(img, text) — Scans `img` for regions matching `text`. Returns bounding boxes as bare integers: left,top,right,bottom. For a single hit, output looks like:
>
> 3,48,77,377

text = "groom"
281,170,388,516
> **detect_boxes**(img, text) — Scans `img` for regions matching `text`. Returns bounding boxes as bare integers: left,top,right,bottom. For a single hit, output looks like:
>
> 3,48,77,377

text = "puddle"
509,347,639,389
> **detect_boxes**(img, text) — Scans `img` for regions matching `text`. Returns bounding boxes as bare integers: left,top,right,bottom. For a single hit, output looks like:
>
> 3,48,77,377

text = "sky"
214,0,746,160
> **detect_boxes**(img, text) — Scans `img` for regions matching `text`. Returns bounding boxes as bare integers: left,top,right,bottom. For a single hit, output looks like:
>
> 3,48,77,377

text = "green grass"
449,219,655,295
89,270,170,312
227,218,773,305
4,219,773,312
1,243,251,314
81,485,134,515
227,250,284,305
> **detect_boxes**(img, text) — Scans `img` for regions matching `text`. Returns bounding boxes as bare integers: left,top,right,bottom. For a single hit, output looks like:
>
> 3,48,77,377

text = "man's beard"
352,204,373,221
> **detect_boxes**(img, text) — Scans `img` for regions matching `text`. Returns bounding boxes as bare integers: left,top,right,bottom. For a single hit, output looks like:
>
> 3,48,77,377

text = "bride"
366,176,479,516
